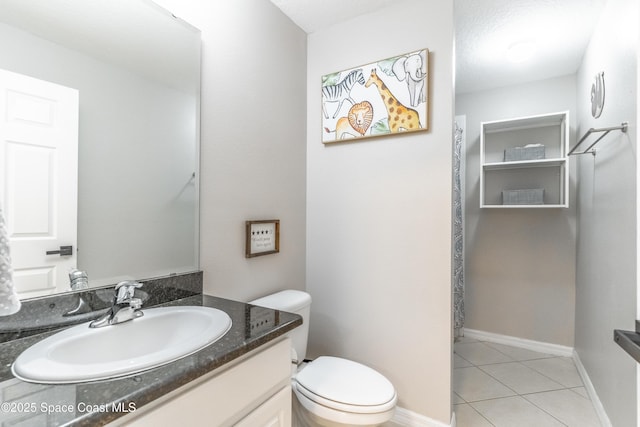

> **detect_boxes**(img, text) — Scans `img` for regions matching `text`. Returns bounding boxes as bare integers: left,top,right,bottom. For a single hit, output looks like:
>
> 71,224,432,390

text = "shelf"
480,111,569,209
482,112,567,134
482,204,568,209
483,158,566,171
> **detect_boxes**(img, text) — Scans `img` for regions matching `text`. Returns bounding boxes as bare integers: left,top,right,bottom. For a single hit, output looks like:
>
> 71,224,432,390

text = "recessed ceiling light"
506,40,537,63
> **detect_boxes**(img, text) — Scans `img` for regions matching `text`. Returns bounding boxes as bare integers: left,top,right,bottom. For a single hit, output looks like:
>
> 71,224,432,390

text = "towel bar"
568,122,628,156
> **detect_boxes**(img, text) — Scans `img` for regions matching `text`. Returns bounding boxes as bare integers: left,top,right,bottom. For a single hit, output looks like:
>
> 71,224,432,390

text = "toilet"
250,290,397,427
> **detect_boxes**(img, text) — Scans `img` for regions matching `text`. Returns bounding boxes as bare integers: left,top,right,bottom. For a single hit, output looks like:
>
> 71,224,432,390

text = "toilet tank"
250,290,311,363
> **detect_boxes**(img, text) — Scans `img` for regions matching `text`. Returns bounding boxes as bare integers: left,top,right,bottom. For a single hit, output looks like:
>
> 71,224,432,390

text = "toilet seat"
294,356,397,414
293,383,396,426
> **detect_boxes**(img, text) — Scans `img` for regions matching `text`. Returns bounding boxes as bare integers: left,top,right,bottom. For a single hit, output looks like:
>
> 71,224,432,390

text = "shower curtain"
0,202,20,315
453,117,465,338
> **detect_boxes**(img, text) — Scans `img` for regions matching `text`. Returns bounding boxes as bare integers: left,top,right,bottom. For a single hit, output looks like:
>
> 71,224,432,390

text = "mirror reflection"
0,0,200,299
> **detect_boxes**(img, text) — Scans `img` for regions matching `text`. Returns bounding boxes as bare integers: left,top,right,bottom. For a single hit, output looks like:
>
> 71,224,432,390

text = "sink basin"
12,306,232,384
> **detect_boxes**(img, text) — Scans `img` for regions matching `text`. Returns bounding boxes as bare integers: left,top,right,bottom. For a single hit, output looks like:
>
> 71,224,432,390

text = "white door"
0,69,79,299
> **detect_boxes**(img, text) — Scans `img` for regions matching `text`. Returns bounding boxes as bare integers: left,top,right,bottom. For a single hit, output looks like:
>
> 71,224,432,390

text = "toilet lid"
295,356,396,409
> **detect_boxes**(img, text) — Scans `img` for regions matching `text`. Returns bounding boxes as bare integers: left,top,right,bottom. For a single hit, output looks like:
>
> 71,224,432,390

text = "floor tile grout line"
475,359,568,395
567,386,592,401
482,340,547,360
520,358,585,390
473,364,520,397
520,391,572,427
453,391,467,404
465,396,570,427
455,339,563,367
456,344,556,398
475,339,563,363
453,351,474,367
454,401,497,427
458,382,573,426
469,402,498,427
457,341,581,389
454,340,599,427
460,362,577,402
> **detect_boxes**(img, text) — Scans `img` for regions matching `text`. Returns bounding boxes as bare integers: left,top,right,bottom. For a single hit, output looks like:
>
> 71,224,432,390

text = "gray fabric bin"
504,145,545,161
502,189,544,205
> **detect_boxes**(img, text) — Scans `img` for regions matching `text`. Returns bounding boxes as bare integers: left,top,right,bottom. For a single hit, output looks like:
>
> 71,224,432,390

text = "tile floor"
453,337,602,427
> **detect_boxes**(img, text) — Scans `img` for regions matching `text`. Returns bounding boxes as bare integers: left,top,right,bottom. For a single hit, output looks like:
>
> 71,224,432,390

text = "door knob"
46,245,73,256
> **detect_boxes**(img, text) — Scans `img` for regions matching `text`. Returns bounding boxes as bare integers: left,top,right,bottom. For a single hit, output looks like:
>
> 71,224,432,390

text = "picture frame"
245,220,280,258
321,48,429,144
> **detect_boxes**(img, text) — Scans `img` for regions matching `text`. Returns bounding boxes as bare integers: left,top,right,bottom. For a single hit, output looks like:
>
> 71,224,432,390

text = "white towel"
0,203,20,315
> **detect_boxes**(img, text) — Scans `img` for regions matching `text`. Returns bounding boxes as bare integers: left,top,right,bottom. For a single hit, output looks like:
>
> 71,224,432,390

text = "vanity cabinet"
110,338,292,427
235,386,291,427
480,111,569,208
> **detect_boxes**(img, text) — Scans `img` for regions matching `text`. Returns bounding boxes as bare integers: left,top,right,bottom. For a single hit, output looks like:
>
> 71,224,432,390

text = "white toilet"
250,290,397,427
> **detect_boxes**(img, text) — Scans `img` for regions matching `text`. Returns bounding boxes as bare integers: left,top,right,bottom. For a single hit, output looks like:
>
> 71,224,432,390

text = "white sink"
12,306,232,384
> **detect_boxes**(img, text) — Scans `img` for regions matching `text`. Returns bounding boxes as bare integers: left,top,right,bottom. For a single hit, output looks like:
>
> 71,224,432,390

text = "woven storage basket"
502,189,544,205
504,145,545,161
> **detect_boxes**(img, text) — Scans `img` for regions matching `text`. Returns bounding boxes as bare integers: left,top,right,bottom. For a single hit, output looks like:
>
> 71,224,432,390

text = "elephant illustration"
392,51,427,107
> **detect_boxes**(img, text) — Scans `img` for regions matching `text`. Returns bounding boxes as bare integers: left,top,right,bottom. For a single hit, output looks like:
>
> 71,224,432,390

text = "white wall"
0,22,197,285
306,1,454,422
575,0,638,425
151,0,308,301
157,0,454,421
456,75,577,346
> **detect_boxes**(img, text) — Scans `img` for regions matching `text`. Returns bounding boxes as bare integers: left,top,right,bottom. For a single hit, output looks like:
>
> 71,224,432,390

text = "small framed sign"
245,220,280,258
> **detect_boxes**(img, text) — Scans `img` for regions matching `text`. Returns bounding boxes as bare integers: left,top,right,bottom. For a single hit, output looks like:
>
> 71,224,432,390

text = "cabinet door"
112,338,291,427
235,386,291,427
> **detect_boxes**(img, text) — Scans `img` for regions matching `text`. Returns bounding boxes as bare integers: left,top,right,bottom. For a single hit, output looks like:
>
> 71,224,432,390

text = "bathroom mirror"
0,0,200,299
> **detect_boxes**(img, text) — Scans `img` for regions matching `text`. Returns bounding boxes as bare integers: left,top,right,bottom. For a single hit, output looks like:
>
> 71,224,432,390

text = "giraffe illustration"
365,68,422,132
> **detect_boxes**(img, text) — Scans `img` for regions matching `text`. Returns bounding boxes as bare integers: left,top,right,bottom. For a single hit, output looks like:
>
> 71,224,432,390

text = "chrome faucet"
89,281,144,328
64,269,92,316
69,269,89,291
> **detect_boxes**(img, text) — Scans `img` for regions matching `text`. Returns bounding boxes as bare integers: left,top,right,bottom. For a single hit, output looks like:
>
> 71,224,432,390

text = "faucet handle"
68,269,89,290
114,280,142,303
115,280,143,290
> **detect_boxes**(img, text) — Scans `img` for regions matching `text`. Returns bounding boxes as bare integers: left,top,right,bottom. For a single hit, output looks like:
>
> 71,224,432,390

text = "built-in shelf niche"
480,111,569,208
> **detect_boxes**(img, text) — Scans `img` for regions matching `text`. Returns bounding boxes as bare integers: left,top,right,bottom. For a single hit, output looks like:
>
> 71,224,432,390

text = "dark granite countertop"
0,272,205,342
614,320,640,364
0,294,302,426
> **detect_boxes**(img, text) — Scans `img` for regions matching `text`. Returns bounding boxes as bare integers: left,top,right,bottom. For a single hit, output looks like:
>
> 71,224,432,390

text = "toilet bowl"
250,290,397,427
293,356,397,426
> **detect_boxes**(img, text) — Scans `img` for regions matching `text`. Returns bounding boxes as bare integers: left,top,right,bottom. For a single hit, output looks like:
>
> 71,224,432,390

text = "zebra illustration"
322,68,365,119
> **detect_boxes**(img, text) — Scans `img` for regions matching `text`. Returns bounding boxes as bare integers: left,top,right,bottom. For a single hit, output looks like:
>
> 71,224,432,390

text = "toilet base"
292,388,394,427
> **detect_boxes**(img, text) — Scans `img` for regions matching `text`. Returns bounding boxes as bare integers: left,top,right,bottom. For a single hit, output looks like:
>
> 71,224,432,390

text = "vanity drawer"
112,337,292,427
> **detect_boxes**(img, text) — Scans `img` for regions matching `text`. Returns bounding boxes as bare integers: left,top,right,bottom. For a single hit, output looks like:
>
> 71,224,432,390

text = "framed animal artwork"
321,48,429,144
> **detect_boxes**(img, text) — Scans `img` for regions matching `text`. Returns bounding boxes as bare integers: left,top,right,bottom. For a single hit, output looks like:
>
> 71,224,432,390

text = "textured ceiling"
271,0,606,94
269,0,402,34
455,0,606,93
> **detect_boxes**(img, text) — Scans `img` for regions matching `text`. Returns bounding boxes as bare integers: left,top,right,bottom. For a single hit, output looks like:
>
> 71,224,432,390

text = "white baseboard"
572,350,613,427
463,328,574,357
392,406,453,427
